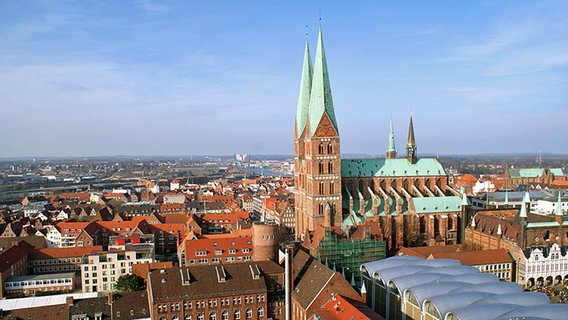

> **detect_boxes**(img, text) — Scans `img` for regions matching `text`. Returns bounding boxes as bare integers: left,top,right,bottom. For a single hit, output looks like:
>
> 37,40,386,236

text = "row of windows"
189,256,253,265
34,265,79,273
5,278,72,287
161,296,265,314
479,263,510,271
158,308,263,320
32,257,81,265
528,263,568,273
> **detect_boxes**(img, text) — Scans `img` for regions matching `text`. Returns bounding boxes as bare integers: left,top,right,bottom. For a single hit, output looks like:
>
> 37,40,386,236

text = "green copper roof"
412,196,462,214
341,158,446,178
308,26,338,136
295,41,312,136
550,168,564,176
387,119,396,153
508,168,544,178
527,221,564,228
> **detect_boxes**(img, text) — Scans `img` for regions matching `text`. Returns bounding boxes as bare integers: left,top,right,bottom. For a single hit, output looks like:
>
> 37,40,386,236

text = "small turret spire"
519,191,530,218
386,119,397,159
406,113,417,164
555,190,563,216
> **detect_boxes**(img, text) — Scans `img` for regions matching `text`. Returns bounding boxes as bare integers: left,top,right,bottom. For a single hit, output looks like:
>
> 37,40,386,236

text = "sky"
0,1,567,157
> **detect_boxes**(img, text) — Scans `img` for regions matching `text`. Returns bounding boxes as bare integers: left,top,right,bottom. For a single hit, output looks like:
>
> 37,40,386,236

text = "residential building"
147,261,284,320
80,245,154,293
3,272,75,297
29,245,102,274
520,242,568,288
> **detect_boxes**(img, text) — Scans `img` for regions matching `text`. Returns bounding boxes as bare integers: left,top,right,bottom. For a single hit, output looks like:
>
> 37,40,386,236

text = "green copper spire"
386,119,397,158
295,40,312,136
406,113,417,163
308,26,338,136
519,191,530,218
555,191,563,216
407,114,416,148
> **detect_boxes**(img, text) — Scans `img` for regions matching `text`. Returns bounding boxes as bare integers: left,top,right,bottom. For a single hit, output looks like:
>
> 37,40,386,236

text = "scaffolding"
316,228,386,280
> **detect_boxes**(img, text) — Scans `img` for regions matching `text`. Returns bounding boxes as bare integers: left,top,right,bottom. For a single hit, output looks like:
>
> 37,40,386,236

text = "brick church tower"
294,26,342,241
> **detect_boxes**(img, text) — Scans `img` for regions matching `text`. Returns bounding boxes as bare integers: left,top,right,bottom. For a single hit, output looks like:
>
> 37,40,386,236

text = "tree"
115,273,146,292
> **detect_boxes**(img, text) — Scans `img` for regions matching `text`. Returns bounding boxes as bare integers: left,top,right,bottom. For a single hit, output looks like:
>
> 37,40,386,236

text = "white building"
43,225,62,248
80,245,154,293
521,243,568,287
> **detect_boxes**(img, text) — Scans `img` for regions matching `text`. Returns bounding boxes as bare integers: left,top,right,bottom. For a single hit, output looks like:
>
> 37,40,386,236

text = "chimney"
108,293,115,304
66,296,74,306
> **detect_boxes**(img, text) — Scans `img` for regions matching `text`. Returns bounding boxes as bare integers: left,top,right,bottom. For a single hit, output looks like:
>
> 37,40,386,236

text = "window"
328,161,333,173
221,311,228,320
258,308,264,318
327,143,333,154
318,161,324,174
246,309,252,319
234,310,240,320
318,143,324,154
209,312,217,320
197,314,204,320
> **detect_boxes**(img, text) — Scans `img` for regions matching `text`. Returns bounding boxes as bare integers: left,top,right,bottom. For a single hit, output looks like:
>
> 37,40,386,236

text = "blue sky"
1,1,567,157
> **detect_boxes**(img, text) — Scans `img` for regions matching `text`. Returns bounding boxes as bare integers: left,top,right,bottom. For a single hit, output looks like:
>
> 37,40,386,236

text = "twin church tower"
293,26,429,247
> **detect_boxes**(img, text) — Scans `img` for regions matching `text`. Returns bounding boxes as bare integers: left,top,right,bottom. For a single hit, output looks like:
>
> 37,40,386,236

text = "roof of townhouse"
149,261,281,301
29,246,103,260
314,295,384,320
0,245,28,272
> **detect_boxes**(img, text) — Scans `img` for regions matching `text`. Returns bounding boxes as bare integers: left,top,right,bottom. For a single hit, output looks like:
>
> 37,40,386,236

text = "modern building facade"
80,245,154,293
360,256,567,320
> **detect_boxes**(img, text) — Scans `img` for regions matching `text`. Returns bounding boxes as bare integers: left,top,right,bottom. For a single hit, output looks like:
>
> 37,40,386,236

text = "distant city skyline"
1,1,567,157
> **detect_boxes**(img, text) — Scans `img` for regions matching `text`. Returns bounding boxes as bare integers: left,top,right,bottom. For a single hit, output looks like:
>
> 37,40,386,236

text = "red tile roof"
30,246,103,259
314,295,384,320
398,245,513,265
